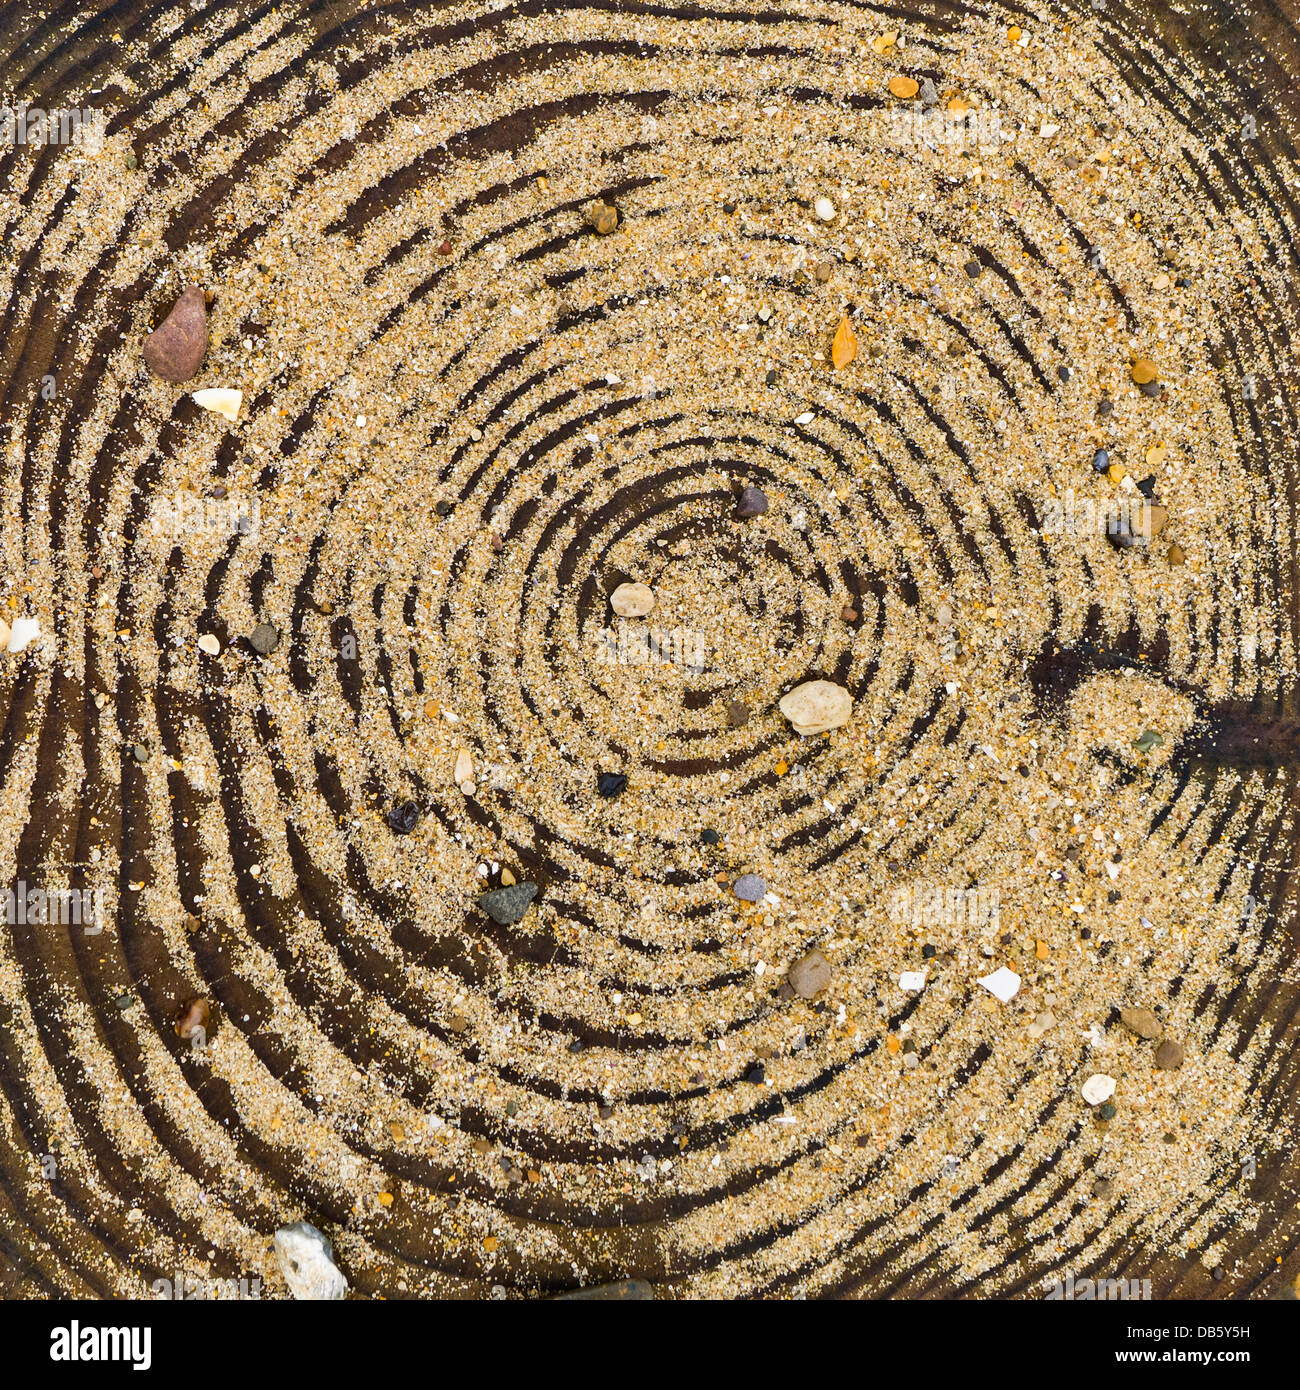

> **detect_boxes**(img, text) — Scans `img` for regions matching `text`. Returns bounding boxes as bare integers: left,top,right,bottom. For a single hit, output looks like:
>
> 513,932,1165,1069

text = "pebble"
477,881,538,925
788,949,831,998
813,196,836,221
1027,1010,1057,1039
174,997,210,1043
454,749,474,785
385,799,419,834
778,679,852,735
964,258,983,279
1130,358,1159,385
611,581,655,617
191,387,242,422
888,75,920,99
1120,1006,1162,1039
132,743,149,763
979,966,1021,1002
5,616,40,654
725,699,750,727
919,77,938,106
247,622,280,655
1082,1073,1117,1106
597,771,627,798
733,873,766,902
736,485,769,518
143,285,208,382
197,633,220,655
841,605,858,622
1155,1039,1185,1070
1167,543,1186,566
700,828,720,845
273,1222,348,1300
588,199,618,234
1092,448,1111,473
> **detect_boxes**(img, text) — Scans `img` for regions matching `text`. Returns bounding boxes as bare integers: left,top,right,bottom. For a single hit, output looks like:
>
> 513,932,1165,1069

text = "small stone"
736,485,769,518
1120,1006,1162,1039
1130,357,1159,385
814,260,833,282
454,749,474,785
979,966,1021,1002
385,799,419,834
778,679,852,735
248,622,279,655
1027,1010,1057,1039
700,828,720,845
813,196,836,221
725,700,750,727
964,258,982,278
197,633,220,656
143,285,208,382
500,867,517,886
611,582,655,618
1092,448,1111,473
1082,1073,1117,1106
1092,1177,1114,1198
132,743,149,763
745,1063,766,1085
841,605,858,622
733,873,766,902
788,949,831,998
191,387,242,422
589,199,618,234
1098,1101,1118,1120
597,771,627,798
1155,1039,1185,1070
919,77,939,106
478,882,539,925
273,1222,347,1301
174,997,210,1043
1167,543,1186,566
888,75,920,99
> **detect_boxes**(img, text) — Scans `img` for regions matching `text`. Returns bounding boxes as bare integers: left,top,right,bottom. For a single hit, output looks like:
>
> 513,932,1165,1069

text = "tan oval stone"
778,679,852,735
611,582,654,618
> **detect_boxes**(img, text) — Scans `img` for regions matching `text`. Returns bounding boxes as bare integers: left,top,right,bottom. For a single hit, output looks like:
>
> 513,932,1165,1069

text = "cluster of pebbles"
1,0,1299,1300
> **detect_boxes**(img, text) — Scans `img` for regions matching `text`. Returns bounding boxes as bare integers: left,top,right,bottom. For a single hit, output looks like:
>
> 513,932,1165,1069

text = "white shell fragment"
1081,1074,1117,1106
192,387,243,421
273,1221,347,1300
5,616,41,654
899,969,928,994
454,749,474,785
197,633,220,655
979,966,1021,1003
611,582,655,618
778,680,852,736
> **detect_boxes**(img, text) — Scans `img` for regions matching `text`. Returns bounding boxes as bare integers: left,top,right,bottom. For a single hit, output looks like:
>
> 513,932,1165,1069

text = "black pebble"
1212,1266,1226,1282
436,500,454,516
569,1039,584,1054
921,943,936,959
700,828,720,845
1098,1102,1117,1120
1080,927,1092,940
745,1064,766,1085
964,259,982,278
1098,398,1114,416
1107,889,1121,904
1057,365,1071,382
722,201,736,215
386,799,419,834
1093,449,1111,472
597,772,627,798
1136,475,1157,499
1140,380,1163,397
736,485,769,518
765,369,777,386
